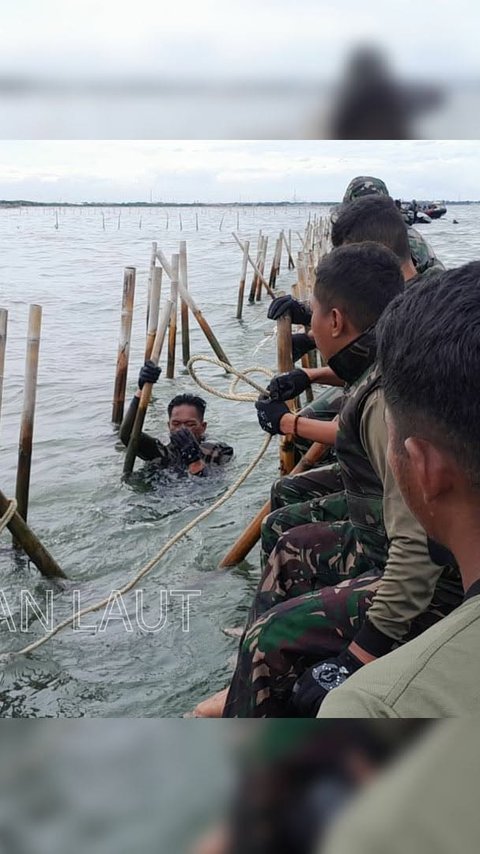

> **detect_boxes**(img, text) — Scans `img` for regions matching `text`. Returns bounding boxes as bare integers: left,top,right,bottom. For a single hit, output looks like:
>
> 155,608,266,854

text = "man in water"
119,360,233,475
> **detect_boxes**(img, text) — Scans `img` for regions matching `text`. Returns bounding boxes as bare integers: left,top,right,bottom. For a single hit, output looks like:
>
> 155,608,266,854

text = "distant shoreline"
0,199,475,209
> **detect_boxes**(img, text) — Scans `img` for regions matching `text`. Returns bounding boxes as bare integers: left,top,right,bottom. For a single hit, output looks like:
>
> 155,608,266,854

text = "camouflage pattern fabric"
293,385,344,460
223,521,462,717
263,465,344,569
407,226,445,276
342,176,389,202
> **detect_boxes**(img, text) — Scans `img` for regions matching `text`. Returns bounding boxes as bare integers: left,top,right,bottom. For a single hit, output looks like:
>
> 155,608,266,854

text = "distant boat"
419,202,447,220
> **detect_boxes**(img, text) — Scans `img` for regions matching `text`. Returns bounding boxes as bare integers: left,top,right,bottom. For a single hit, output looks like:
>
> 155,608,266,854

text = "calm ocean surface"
0,203,478,717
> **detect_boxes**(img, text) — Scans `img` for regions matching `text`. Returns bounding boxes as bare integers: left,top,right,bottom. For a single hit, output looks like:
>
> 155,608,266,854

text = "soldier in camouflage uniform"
223,242,461,718
261,191,444,567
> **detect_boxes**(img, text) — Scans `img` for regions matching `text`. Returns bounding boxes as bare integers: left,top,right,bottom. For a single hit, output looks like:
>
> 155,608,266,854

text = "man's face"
168,404,206,440
310,294,337,362
386,409,435,538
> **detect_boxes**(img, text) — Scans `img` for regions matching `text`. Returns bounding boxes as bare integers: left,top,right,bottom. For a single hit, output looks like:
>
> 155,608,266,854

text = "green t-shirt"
319,592,480,718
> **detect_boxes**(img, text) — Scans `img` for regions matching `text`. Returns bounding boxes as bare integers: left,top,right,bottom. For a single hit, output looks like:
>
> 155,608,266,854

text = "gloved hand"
291,649,363,717
169,427,202,466
292,332,317,363
267,295,312,326
138,360,162,389
255,394,290,435
267,369,311,401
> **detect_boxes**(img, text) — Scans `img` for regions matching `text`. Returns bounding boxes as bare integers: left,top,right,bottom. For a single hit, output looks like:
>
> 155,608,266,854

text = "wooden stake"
123,300,172,475
283,229,295,269
248,233,262,303
277,315,295,475
0,487,66,578
144,266,162,362
15,304,42,524
219,442,328,567
146,241,158,328
232,232,276,300
269,236,282,289
0,308,7,427
255,236,268,301
166,255,179,379
112,267,136,425
179,241,191,366
236,239,250,320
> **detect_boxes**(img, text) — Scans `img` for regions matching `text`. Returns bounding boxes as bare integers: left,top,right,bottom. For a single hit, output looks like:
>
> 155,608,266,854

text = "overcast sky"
0,141,478,203
1,0,478,81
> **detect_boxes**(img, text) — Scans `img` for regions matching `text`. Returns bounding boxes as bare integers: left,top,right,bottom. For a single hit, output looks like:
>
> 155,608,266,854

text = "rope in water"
3,357,274,659
0,499,17,535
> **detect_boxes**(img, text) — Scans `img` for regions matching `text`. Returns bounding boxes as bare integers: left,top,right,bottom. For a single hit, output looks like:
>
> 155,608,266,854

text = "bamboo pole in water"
277,315,295,475
248,232,262,303
0,308,7,426
231,233,277,297
236,239,250,320
123,299,172,475
219,441,328,567
146,241,158,328
166,254,179,379
0,487,67,578
144,266,162,362
255,236,268,301
176,277,231,366
15,304,42,524
179,241,191,366
269,236,282,289
112,267,136,425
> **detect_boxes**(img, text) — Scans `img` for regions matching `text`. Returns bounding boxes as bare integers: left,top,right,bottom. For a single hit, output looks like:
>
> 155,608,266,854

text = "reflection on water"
0,203,478,716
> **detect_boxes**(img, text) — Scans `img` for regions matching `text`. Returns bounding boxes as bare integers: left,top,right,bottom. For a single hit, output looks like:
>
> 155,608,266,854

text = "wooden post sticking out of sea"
255,235,268,301
146,241,158,328
15,304,42,524
179,241,191,367
145,266,162,362
166,254,179,379
156,249,231,366
248,231,262,303
269,236,282,289
123,299,172,475
287,229,295,268
0,308,7,426
236,239,250,320
277,315,295,476
0,487,66,578
232,233,276,299
112,267,136,425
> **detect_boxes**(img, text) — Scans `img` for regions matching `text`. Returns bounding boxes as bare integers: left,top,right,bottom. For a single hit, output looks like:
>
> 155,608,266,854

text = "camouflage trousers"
223,520,463,718
262,463,344,569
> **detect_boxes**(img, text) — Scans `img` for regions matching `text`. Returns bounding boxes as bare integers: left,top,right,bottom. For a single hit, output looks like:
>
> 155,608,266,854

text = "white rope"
3,357,274,660
0,499,17,535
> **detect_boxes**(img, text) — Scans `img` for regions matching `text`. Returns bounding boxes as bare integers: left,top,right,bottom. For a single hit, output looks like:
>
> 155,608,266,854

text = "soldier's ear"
330,307,346,338
404,437,453,504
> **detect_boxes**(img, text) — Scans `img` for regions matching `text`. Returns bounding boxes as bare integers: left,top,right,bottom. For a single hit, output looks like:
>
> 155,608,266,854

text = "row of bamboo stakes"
220,213,332,566
0,214,328,581
0,306,66,578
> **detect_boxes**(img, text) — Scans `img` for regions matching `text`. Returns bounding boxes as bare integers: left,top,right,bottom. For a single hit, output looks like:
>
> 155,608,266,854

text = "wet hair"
331,195,411,262
314,242,404,332
377,262,480,488
167,393,206,420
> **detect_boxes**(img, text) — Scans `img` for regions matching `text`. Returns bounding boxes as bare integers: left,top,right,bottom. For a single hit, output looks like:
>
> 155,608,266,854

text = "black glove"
292,332,317,363
291,650,363,717
255,394,290,435
169,427,202,466
267,368,311,402
138,360,162,389
267,295,312,326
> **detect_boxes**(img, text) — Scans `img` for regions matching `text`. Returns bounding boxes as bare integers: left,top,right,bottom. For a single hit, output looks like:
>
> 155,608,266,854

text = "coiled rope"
3,356,274,659
0,499,17,535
